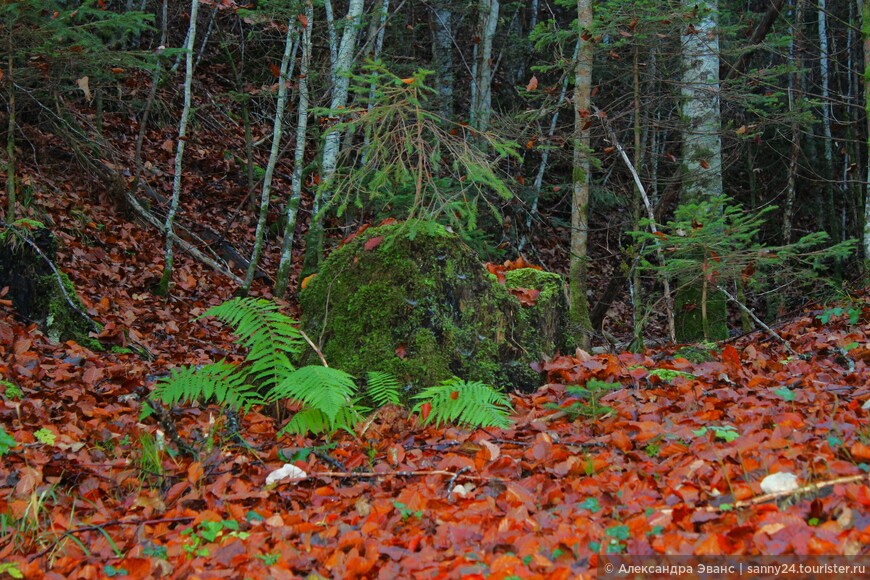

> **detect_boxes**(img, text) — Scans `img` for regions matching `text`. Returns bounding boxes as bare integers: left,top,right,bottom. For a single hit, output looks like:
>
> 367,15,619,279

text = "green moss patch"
300,222,567,395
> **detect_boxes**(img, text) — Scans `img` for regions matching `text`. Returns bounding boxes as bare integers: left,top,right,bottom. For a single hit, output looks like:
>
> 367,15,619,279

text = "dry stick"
280,469,495,482
657,473,869,515
715,283,799,356
27,516,195,562
299,328,328,367
124,189,243,284
599,117,675,342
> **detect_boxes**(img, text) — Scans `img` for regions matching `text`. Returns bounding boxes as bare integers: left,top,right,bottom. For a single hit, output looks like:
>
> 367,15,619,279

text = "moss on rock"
299,221,567,394
0,227,99,348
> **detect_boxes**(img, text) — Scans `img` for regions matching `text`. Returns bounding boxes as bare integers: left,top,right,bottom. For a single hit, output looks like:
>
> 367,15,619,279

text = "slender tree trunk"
5,39,15,222
784,0,803,243
157,0,199,296
275,2,314,299
818,0,839,241
240,16,298,294
133,0,168,194
518,39,579,254
863,0,870,267
430,0,455,120
303,0,365,277
569,0,594,350
362,0,391,160
677,0,726,341
471,0,499,132
324,0,339,76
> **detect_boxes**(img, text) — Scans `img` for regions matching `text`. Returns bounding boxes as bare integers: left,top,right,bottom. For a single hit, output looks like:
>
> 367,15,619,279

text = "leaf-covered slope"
1,280,867,577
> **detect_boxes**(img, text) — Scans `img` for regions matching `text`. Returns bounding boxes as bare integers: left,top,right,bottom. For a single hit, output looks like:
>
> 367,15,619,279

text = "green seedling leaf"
0,427,16,456
34,428,57,446
773,387,795,402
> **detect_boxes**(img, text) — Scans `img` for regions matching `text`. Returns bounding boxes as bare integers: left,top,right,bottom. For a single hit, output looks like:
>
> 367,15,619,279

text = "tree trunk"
303,0,365,277
519,39,578,255
471,0,499,132
818,0,839,241
430,0,455,120
240,15,298,294
569,0,594,350
863,0,870,267
5,39,15,223
676,0,726,342
275,1,314,299
784,0,804,243
157,0,199,296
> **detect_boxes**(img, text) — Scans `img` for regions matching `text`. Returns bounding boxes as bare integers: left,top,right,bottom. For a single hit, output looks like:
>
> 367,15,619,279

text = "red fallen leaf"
269,63,281,78
610,431,632,452
511,287,541,307
395,344,407,359
339,223,369,247
297,13,308,28
485,262,506,284
850,442,870,462
526,75,538,91
378,217,398,226
188,461,203,484
722,344,741,374
364,235,383,251
420,402,432,421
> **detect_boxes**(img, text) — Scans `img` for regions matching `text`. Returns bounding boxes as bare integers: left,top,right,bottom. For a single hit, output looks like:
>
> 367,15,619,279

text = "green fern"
147,298,514,438
148,362,261,413
202,298,302,391
268,366,357,423
411,378,513,429
278,402,369,437
365,371,402,407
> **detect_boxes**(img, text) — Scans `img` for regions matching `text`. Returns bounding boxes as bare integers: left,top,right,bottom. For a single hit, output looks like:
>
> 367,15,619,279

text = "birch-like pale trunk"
862,0,870,266
240,16,298,294
430,0,454,120
680,0,722,201
362,0,391,160
569,0,594,350
275,2,314,299
324,0,339,76
677,0,726,341
157,0,199,296
470,0,499,132
518,39,579,253
818,0,839,240
784,0,804,243
304,0,365,275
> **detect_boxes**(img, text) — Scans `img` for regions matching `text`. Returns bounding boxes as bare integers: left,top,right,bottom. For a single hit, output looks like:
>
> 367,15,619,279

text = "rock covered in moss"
0,227,98,346
299,221,567,394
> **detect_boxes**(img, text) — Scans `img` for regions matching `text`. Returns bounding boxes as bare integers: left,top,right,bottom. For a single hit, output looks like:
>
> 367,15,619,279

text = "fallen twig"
657,473,869,515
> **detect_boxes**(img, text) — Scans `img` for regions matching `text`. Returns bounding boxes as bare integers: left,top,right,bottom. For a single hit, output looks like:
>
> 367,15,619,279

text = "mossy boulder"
0,227,98,346
299,221,567,394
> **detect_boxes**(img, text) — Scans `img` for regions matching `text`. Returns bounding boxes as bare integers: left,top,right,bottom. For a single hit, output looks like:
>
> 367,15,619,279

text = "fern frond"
150,362,260,411
202,297,302,390
278,407,331,436
365,371,402,407
268,366,357,422
412,378,513,429
277,400,367,436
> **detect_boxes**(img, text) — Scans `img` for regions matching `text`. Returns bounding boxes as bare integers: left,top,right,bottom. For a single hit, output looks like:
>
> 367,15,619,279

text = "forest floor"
1,113,869,579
